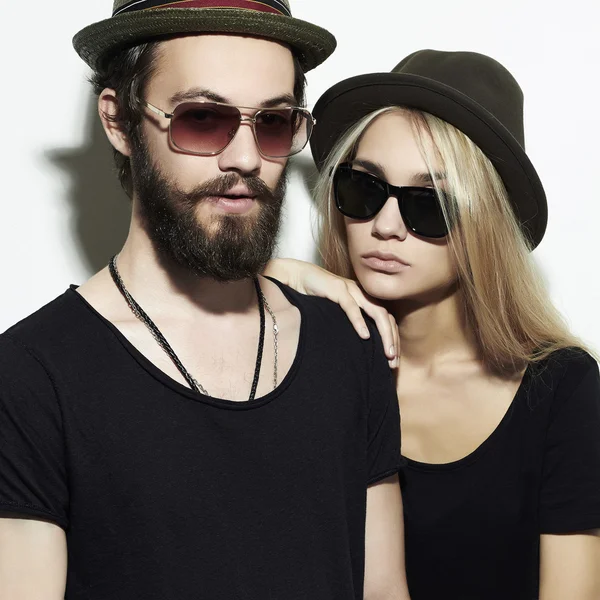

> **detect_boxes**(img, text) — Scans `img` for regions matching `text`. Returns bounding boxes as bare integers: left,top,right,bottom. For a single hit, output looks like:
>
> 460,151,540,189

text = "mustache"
184,173,279,205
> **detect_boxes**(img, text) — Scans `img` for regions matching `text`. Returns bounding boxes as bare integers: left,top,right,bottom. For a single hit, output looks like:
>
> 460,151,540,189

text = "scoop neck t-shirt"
401,348,600,600
0,280,401,600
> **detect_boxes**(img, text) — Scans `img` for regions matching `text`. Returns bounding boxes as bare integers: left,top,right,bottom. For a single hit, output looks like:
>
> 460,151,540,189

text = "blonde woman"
266,50,600,599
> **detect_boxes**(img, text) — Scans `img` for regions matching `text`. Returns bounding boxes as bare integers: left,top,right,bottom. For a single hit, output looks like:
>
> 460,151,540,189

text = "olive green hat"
311,49,547,248
73,0,336,72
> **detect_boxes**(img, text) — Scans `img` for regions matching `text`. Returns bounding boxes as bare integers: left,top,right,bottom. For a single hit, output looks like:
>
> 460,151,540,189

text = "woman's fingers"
333,280,371,339
345,282,397,361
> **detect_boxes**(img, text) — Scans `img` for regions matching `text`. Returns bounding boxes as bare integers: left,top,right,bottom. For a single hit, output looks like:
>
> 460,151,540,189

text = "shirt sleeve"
0,335,69,529
365,325,402,486
539,353,600,533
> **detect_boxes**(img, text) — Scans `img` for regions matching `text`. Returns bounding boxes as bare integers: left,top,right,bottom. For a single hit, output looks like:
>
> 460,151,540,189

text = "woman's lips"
361,253,410,274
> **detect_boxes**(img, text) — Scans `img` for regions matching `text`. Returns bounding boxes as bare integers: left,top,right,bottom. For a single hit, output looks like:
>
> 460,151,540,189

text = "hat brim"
310,73,547,248
73,8,336,72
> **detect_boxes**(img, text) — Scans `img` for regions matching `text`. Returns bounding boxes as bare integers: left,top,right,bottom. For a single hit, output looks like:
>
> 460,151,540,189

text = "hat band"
113,0,292,17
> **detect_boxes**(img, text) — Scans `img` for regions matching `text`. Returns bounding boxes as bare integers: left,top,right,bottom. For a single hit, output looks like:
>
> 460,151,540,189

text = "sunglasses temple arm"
143,101,172,119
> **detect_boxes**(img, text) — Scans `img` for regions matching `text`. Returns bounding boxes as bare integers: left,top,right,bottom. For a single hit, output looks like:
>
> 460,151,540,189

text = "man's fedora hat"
310,49,547,248
73,0,336,73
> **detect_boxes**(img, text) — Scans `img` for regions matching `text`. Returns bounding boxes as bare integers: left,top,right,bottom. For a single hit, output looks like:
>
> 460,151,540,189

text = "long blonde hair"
315,106,592,376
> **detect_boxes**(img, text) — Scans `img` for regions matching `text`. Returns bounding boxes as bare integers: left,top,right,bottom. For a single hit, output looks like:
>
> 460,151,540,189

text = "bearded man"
0,2,409,599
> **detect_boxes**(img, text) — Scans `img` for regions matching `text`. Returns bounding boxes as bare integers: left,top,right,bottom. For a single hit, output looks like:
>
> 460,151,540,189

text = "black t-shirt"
0,281,401,600
402,348,600,600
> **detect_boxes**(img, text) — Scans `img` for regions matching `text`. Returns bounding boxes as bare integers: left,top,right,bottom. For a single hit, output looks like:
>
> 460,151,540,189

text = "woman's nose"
371,196,408,241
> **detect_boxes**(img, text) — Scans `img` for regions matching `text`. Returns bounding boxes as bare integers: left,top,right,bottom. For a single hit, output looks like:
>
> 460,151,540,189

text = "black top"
401,348,600,600
0,281,401,600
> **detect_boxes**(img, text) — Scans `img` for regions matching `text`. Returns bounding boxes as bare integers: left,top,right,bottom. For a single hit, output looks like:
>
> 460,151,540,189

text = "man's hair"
91,39,307,197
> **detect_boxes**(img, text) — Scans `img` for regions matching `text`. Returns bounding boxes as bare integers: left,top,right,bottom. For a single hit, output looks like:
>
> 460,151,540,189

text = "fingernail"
390,345,396,357
361,327,370,338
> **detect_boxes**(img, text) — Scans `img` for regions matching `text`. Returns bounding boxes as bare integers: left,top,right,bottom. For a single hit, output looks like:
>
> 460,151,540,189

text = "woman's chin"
356,269,415,302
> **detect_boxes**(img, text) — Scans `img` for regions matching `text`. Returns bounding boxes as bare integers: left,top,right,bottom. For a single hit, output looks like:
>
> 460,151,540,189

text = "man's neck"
115,227,259,320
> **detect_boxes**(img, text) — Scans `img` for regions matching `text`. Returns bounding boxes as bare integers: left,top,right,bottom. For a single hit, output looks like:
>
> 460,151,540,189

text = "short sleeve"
0,335,69,529
366,326,401,486
539,354,600,533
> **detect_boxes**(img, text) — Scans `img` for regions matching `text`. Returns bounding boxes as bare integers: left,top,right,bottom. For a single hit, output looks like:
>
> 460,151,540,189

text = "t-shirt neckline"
67,277,306,411
402,364,533,471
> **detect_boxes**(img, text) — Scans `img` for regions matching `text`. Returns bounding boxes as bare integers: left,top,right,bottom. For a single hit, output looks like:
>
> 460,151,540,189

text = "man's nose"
217,117,262,177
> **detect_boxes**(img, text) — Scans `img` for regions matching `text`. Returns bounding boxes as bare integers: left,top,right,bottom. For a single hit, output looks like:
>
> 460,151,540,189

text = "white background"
1,1,598,351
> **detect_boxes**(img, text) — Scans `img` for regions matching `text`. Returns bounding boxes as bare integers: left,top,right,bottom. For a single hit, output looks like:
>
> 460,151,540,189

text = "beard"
129,137,287,282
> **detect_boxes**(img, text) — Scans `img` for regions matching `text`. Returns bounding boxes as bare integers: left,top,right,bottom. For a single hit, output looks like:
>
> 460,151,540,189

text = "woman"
266,50,600,599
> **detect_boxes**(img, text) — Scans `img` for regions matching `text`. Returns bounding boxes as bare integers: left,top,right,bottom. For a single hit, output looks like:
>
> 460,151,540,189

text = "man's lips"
206,187,258,214
361,251,410,273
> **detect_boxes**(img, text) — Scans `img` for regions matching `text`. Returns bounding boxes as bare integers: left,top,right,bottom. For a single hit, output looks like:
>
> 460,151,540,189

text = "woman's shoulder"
535,346,598,380
526,346,599,413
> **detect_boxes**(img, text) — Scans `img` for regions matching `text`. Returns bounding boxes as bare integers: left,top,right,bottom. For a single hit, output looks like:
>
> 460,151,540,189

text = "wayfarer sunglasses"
143,99,315,159
333,163,449,238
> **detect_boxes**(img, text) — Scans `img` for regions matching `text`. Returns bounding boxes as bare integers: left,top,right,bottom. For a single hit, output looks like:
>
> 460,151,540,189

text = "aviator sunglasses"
143,100,315,159
333,163,449,238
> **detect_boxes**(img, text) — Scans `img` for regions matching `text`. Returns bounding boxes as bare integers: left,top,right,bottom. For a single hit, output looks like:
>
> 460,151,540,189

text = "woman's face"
344,111,458,303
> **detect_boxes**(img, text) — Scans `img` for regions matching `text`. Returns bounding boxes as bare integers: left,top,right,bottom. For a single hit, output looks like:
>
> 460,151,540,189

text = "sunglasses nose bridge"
371,194,409,241
237,114,259,138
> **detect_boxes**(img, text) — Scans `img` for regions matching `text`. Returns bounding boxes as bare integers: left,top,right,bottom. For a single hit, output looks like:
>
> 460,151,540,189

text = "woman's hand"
264,259,399,368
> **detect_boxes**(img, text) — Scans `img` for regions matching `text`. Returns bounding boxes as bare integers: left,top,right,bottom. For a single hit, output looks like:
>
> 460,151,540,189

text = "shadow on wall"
47,93,131,275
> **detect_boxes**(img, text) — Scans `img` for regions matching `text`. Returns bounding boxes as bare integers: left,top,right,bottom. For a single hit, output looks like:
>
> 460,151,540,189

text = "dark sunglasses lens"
402,188,448,238
171,103,240,154
255,109,311,158
334,168,387,219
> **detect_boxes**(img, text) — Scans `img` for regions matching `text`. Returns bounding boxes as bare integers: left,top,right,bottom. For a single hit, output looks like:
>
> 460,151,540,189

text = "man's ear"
98,88,132,157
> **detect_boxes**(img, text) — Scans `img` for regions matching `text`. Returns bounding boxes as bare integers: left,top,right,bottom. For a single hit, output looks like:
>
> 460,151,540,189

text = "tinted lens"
401,188,448,238
334,167,388,219
170,103,240,155
255,108,312,158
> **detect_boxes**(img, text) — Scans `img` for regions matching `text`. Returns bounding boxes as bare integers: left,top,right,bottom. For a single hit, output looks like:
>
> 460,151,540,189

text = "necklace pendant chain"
261,291,279,389
108,256,279,401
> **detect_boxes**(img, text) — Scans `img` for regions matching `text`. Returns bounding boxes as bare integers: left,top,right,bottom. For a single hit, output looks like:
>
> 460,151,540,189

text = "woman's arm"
264,258,399,368
539,531,600,599
364,476,411,600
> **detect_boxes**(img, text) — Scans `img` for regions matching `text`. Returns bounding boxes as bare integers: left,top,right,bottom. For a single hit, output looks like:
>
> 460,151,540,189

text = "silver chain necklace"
109,256,279,399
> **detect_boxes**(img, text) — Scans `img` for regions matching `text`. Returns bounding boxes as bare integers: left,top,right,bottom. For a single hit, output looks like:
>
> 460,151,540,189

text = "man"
0,2,409,599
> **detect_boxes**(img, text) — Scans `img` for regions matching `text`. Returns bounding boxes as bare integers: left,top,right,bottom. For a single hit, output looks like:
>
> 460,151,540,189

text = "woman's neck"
390,289,480,371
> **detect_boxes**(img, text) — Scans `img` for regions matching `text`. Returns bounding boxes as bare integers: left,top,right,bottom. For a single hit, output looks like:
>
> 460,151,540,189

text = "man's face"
130,35,296,280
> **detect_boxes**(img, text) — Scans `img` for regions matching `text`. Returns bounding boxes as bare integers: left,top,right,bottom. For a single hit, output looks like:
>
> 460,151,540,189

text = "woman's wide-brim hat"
73,0,336,73
311,49,547,248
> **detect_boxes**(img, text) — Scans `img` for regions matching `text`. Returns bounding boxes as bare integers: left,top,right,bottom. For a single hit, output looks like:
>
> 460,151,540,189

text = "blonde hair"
315,106,592,376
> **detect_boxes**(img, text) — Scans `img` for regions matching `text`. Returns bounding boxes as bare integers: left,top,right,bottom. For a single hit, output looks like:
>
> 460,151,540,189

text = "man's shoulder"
1,288,88,359
268,278,360,330
268,277,384,358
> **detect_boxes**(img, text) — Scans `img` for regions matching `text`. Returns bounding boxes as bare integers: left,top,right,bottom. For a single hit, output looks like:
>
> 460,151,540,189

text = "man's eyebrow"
169,88,297,108
169,88,229,105
260,93,298,108
352,159,388,180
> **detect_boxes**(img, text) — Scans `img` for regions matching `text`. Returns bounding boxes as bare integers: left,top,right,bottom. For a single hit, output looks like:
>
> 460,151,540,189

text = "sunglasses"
143,100,315,159
333,164,449,239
